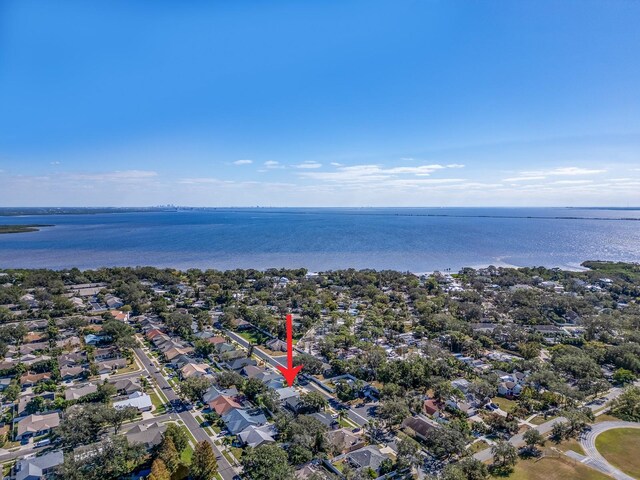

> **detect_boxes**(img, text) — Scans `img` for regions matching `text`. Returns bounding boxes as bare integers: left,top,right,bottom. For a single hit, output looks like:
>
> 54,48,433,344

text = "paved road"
473,416,567,462
134,346,238,480
225,330,371,427
580,421,640,480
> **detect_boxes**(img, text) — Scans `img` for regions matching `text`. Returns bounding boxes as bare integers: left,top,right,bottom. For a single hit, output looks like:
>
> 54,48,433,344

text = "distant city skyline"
1,1,639,207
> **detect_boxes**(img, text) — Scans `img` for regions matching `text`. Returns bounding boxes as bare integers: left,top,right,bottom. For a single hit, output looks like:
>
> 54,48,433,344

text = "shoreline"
0,224,54,234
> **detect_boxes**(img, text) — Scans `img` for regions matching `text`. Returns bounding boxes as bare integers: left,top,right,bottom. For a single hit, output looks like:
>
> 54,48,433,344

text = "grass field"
495,454,610,480
238,329,270,345
492,397,517,413
595,428,640,479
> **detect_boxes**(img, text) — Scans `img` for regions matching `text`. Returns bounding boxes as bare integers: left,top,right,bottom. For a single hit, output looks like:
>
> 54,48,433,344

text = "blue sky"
1,0,639,206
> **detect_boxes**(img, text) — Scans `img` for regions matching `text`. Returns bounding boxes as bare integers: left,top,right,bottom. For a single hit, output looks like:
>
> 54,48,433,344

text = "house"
94,346,117,361
445,398,476,417
203,385,239,404
498,381,523,398
275,387,301,411
226,357,257,372
15,450,64,480
97,358,128,374
265,338,287,352
65,383,98,401
310,412,338,429
295,460,333,480
19,342,49,355
16,413,60,440
84,334,106,346
423,399,441,416
113,391,153,412
164,347,194,361
230,318,252,330
60,366,87,380
206,336,226,345
451,378,471,394
214,342,236,354
222,408,267,435
326,428,365,454
110,378,142,395
0,377,12,391
402,415,439,441
209,395,242,416
344,445,392,473
145,329,164,341
125,421,167,449
104,294,124,309
180,363,210,379
237,424,277,448
20,372,52,387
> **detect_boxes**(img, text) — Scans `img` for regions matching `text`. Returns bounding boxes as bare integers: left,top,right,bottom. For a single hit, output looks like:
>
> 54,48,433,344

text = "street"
133,345,239,480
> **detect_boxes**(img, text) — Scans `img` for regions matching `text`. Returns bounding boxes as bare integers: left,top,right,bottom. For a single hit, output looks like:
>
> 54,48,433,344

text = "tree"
215,371,244,389
523,428,545,453
158,436,180,473
102,319,136,350
423,427,467,461
610,386,640,422
613,368,637,385
491,440,518,471
377,399,410,429
148,458,171,480
241,444,294,480
242,377,267,402
164,423,189,453
104,406,138,434
299,392,328,413
442,458,489,480
396,436,420,471
190,440,218,480
179,376,212,402
57,435,146,480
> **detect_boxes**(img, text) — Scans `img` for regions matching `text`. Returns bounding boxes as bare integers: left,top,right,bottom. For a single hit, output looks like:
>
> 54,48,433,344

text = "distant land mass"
0,206,178,216
0,224,53,234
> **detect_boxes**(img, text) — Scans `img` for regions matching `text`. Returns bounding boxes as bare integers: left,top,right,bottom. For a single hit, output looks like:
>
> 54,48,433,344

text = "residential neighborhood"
0,263,639,479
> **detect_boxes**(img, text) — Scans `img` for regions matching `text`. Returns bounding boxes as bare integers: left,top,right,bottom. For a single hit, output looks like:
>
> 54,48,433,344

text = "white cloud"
551,180,593,185
70,170,158,182
263,160,284,169
522,166,606,176
446,164,465,169
294,161,323,169
330,162,343,167
503,176,547,182
179,177,229,185
233,159,253,165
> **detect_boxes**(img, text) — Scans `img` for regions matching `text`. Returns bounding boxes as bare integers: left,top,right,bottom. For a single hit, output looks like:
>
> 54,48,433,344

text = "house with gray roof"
221,408,266,435
15,450,64,480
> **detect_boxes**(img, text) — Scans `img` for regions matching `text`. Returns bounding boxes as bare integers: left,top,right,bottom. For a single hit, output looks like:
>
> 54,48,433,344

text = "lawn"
495,454,610,480
530,414,558,426
595,428,640,479
557,438,585,455
468,440,489,454
149,391,166,414
492,397,517,413
238,329,270,345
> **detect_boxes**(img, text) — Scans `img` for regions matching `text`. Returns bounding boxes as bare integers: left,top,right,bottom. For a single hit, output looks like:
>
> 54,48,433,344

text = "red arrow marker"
276,314,303,387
